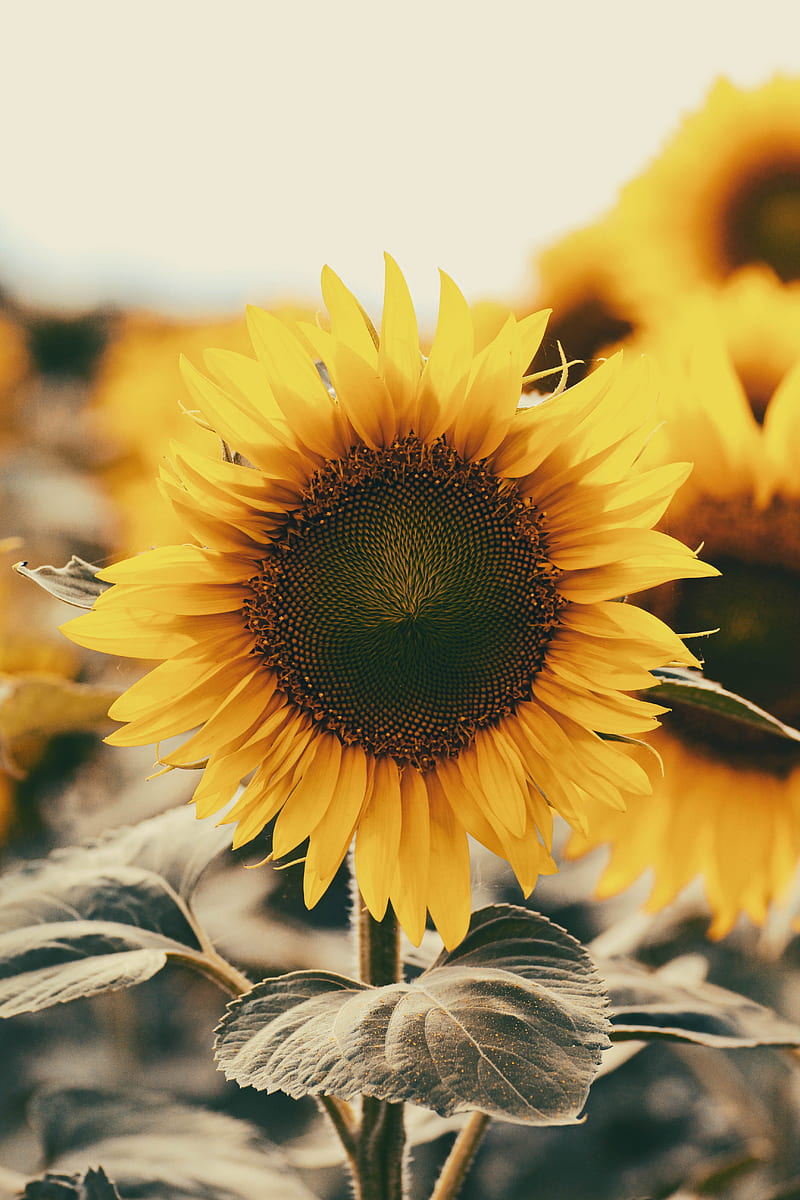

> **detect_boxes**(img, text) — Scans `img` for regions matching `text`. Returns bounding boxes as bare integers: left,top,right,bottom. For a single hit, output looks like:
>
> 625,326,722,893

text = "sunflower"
0,538,116,845
567,272,800,936
63,257,714,949
523,218,645,385
0,311,30,445
616,76,800,306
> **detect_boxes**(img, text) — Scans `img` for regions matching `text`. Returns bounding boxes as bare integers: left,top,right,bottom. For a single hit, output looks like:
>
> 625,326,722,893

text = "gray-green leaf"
653,667,800,744
0,807,231,1018
30,1088,317,1200
606,956,800,1047
215,905,611,1125
13,557,111,609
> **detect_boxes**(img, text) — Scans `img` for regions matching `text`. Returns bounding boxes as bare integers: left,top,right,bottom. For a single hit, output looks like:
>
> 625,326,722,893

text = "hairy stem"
353,904,407,1200
173,946,253,997
429,1112,491,1200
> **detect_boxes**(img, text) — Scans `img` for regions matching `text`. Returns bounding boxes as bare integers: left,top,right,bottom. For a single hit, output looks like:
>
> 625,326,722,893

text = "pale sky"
1,0,799,322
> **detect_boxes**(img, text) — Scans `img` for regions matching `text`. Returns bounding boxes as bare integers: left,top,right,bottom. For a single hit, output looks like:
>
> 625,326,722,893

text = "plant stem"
318,1094,359,1167
429,1112,491,1200
354,904,407,1200
358,902,401,988
174,947,254,997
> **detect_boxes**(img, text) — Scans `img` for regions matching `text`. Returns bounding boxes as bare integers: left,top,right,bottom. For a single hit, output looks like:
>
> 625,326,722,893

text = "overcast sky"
2,0,799,321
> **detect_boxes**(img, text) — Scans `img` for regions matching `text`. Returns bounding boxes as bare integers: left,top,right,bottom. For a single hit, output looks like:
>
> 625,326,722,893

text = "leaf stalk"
429,1112,491,1200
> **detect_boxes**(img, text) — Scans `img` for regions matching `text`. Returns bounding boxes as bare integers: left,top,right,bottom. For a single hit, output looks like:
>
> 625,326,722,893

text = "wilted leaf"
653,667,800,744
30,1088,317,1200
13,558,110,609
605,956,800,1047
23,1167,121,1198
0,807,233,1017
216,905,610,1125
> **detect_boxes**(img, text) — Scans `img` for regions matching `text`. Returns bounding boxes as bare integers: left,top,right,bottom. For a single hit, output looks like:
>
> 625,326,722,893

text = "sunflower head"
525,219,642,384
569,276,800,936
63,256,715,948
616,76,800,304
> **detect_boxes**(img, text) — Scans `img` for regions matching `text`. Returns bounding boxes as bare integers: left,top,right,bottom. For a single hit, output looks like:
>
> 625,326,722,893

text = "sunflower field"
3,69,800,1200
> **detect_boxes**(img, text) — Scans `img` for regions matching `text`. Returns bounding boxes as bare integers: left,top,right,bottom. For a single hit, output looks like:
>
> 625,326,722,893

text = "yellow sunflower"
63,257,714,949
524,218,645,385
0,311,30,446
616,76,800,305
567,271,800,936
89,314,254,555
0,538,117,844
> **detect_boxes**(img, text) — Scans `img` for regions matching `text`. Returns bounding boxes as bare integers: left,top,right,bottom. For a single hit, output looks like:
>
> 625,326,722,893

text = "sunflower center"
721,161,800,281
244,435,562,768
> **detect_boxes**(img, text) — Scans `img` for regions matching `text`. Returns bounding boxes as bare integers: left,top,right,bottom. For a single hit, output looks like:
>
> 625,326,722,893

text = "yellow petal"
379,253,421,423
354,755,403,921
388,768,430,945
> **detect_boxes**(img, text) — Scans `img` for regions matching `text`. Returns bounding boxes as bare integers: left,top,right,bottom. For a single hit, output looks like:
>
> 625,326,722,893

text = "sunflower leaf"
652,667,800,743
29,1088,317,1200
605,956,800,1047
0,807,232,1017
13,557,110,609
215,905,611,1125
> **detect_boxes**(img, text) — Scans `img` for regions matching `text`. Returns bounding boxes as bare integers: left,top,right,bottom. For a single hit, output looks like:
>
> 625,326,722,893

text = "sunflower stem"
353,903,407,1200
428,1112,491,1200
173,947,253,998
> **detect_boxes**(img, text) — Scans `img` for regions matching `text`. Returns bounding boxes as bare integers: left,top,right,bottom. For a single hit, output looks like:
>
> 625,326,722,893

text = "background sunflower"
568,274,800,935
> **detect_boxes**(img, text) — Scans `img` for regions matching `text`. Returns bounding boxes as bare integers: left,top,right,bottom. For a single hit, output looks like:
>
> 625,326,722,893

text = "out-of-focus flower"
63,257,714,949
567,271,800,935
616,77,800,305
524,220,643,384
0,311,31,445
88,315,254,555
0,540,119,841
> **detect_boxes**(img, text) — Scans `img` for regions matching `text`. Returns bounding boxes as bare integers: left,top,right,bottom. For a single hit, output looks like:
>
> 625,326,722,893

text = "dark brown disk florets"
243,435,563,769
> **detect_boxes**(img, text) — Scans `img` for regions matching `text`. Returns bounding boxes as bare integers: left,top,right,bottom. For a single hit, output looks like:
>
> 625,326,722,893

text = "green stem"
429,1112,491,1200
172,946,253,997
354,903,407,1200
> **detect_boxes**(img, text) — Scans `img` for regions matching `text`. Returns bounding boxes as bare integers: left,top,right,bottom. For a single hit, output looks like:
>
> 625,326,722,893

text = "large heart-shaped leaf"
0,806,232,1017
29,1088,316,1200
605,956,800,1047
215,905,610,1125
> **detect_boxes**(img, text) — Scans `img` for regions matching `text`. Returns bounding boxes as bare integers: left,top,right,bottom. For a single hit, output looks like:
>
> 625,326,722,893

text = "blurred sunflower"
0,539,118,842
0,311,31,446
524,219,643,385
617,76,800,304
91,309,314,557
63,257,714,949
89,315,254,555
567,270,800,935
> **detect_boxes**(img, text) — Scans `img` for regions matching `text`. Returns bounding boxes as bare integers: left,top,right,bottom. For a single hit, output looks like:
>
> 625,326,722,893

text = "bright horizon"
2,0,799,322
